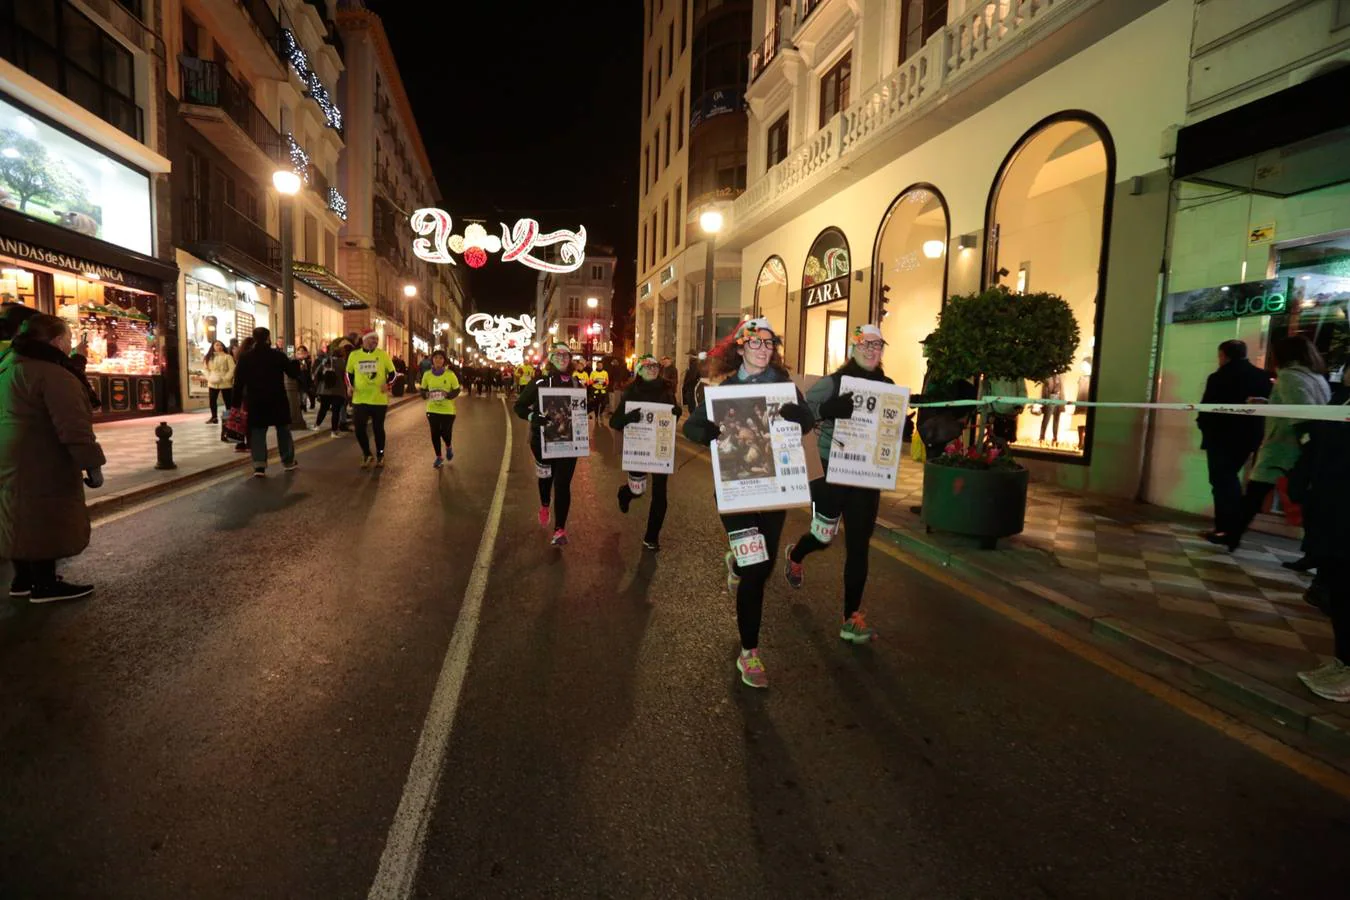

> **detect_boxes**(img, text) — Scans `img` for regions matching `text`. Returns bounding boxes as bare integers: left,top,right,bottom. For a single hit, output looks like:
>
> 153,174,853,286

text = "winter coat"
1197,357,1271,452
1251,364,1331,484
804,359,895,464
0,340,107,560
609,376,679,431
1290,391,1350,563
206,352,235,389
233,345,302,428
313,351,348,398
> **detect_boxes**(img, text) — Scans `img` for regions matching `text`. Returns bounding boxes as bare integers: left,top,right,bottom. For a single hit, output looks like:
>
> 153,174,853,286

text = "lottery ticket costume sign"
538,387,590,459
705,383,811,513
621,402,677,474
827,377,910,490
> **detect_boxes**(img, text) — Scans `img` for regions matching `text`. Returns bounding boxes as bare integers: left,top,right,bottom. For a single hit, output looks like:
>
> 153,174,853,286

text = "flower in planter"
933,433,1022,471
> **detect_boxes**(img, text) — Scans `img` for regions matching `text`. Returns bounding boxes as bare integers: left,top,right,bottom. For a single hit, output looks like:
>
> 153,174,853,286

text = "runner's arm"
513,379,540,421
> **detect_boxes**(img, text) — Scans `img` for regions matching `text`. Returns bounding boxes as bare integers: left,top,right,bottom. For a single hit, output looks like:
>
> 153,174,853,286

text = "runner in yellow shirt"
420,348,462,468
345,330,396,468
588,365,610,419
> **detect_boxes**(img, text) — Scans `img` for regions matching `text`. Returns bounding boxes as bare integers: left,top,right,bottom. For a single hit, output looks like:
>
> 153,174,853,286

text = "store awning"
1175,65,1350,197
291,262,370,310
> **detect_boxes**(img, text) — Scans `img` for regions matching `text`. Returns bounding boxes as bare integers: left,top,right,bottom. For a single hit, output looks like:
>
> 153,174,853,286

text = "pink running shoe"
736,649,768,688
538,506,550,527
550,528,568,547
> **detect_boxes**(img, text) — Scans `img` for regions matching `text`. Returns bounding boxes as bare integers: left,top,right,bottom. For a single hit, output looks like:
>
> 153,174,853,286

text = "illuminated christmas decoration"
288,133,310,181
466,313,536,365
281,29,343,132
409,208,587,273
327,186,348,221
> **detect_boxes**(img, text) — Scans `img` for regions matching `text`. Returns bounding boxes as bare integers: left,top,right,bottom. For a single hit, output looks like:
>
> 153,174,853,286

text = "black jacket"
1198,358,1272,452
514,370,583,453
1290,389,1350,562
682,366,814,445
234,345,302,428
609,377,679,430
681,362,700,409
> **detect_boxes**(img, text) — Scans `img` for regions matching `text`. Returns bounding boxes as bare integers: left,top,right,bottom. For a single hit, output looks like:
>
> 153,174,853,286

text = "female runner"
514,343,584,547
683,318,814,688
783,324,893,644
610,354,681,551
420,349,462,468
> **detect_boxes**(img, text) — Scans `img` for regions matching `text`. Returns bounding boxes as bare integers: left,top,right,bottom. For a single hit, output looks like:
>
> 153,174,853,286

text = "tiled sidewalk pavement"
876,461,1348,754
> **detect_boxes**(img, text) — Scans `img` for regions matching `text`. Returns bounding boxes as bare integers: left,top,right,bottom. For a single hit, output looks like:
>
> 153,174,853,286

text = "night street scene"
4,0,1350,897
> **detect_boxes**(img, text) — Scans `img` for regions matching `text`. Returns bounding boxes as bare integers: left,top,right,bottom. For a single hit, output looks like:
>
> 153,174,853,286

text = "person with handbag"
232,327,303,477
313,342,349,437
204,340,235,424
228,336,256,453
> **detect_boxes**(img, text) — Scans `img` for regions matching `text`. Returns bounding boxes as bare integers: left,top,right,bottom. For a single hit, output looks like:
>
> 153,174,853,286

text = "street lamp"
699,210,724,350
402,282,417,364
272,168,306,429
586,296,599,309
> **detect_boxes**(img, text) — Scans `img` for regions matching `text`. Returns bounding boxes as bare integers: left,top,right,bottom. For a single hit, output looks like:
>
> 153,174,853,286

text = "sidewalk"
91,396,417,513
876,462,1349,757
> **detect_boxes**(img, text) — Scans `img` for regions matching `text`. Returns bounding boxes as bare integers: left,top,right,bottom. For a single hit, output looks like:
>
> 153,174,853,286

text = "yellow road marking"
870,538,1350,801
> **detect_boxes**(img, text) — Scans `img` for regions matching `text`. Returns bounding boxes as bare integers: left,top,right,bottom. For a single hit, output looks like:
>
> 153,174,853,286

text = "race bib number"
534,462,553,479
810,509,841,543
428,390,448,401
728,527,769,566
358,360,378,376
627,475,648,496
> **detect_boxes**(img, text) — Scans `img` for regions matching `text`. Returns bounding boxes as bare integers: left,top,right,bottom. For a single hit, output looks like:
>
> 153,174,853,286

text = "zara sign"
804,274,849,308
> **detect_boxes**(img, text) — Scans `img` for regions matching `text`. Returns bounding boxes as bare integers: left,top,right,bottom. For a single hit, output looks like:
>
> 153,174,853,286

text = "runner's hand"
623,409,643,425
671,405,682,418
820,393,855,420
779,402,812,427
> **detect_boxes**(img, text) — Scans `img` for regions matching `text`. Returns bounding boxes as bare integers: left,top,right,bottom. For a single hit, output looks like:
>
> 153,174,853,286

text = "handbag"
222,406,248,443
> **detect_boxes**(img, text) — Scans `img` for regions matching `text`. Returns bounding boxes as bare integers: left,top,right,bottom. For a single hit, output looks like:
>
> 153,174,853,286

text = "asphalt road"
2,394,1348,899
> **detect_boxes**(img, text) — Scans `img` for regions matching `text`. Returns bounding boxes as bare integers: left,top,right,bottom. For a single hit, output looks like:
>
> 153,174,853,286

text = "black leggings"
208,387,232,418
315,395,345,431
721,510,786,650
789,479,880,618
535,451,578,529
428,412,456,455
619,472,669,542
353,404,388,457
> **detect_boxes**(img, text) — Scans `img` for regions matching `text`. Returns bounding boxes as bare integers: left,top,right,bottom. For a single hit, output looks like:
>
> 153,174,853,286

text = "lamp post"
402,282,417,363
699,210,724,349
272,168,307,429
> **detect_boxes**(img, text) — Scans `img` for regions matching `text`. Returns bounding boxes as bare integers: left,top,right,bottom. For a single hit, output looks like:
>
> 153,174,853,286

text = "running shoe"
642,539,660,552
551,528,569,547
446,448,454,462
1299,659,1347,689
784,544,804,589
9,581,30,599
252,468,266,478
839,611,876,644
283,460,299,472
361,456,374,469
724,551,741,593
538,505,550,527
29,578,94,604
374,455,385,469
329,431,342,438
433,456,443,469
1304,663,1350,703
617,485,632,515
737,649,768,689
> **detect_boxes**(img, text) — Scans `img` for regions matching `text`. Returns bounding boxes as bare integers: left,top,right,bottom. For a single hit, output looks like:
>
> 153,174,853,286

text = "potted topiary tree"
920,287,1080,548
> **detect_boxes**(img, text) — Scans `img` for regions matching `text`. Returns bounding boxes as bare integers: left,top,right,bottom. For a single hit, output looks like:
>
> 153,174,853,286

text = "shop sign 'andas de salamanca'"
409,209,587,274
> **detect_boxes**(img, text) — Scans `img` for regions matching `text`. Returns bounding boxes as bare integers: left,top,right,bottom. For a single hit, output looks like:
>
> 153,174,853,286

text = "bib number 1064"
728,527,769,566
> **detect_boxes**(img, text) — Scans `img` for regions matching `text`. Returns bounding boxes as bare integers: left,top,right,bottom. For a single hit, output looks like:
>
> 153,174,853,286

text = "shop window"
767,112,789,168
800,227,851,376
986,114,1113,458
1272,237,1350,378
753,255,788,333
900,0,947,64
871,185,949,392
818,52,851,128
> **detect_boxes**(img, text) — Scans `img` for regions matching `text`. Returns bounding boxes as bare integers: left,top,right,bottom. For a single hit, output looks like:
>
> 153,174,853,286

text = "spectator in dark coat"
1197,339,1274,539
682,352,702,414
233,327,302,477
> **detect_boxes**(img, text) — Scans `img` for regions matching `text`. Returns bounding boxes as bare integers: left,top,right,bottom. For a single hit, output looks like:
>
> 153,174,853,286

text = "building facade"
335,0,468,364
1,0,179,419
634,0,752,365
539,250,617,363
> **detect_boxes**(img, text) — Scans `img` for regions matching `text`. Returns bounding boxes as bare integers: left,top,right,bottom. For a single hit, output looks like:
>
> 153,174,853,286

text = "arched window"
753,256,788,327
871,185,949,391
986,113,1114,458
800,227,851,376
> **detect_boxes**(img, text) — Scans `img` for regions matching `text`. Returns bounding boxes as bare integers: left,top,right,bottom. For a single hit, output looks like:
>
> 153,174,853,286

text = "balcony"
193,0,286,77
732,0,1138,244
180,59,283,183
181,198,281,285
749,23,781,85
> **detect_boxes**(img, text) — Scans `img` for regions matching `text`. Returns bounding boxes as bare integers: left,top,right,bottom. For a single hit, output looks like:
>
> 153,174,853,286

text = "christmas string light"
327,186,348,221
288,133,311,180
281,29,343,132
465,313,536,365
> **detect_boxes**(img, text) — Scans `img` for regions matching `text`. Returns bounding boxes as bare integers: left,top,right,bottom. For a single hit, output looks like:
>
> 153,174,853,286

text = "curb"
89,397,419,520
874,517,1350,762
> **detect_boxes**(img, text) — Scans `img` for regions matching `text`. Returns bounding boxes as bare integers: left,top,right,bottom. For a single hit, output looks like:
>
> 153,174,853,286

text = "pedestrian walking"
683,317,815,688
1197,339,1272,542
232,327,302,477
0,313,106,602
783,324,892,644
204,339,235,424
514,343,584,547
230,335,256,454
345,330,397,469
313,341,349,437
1210,335,1330,551
610,354,681,551
420,349,462,468
681,351,701,413
294,345,314,411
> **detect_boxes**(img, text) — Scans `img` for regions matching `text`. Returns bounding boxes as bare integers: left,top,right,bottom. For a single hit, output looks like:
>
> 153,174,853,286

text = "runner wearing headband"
783,324,893,644
684,317,815,688
514,343,583,547
611,354,681,551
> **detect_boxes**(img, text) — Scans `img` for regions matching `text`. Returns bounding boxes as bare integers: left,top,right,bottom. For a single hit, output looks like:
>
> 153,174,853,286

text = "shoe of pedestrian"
1282,555,1317,573
724,551,741,593
252,468,266,478
29,578,94,604
206,417,218,424
909,505,922,515
283,460,299,472
446,448,454,462
234,444,250,453
617,485,632,515
839,611,876,644
1203,530,1240,551
1297,659,1346,689
329,431,342,439
737,649,768,689
784,544,804,589
1305,581,1331,614
538,505,550,527
550,528,568,547
375,455,385,469
433,456,444,469
361,456,374,469
642,539,660,552
1304,663,1350,703
9,580,30,599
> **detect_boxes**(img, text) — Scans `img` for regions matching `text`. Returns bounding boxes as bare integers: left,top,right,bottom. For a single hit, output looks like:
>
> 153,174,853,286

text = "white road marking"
367,399,513,900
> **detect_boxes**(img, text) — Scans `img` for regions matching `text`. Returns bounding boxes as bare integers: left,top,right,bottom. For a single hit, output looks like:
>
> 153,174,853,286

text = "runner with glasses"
610,354,681,551
783,324,894,644
683,318,815,688
515,343,584,547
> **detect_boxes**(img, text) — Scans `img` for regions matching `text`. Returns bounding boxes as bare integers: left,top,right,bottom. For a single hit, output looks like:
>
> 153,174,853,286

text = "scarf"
12,336,103,408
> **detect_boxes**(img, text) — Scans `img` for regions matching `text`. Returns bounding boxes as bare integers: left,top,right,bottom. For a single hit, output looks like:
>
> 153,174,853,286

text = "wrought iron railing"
180,58,282,162
181,198,281,273
749,24,780,85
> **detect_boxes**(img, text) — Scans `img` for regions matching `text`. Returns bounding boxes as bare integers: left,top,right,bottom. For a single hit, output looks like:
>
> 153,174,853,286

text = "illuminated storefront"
180,260,274,404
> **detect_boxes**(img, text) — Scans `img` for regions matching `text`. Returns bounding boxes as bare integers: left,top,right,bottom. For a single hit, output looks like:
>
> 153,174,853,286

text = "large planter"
921,462,1029,549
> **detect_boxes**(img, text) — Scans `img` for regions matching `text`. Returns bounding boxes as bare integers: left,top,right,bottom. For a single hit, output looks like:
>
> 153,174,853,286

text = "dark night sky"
371,2,643,316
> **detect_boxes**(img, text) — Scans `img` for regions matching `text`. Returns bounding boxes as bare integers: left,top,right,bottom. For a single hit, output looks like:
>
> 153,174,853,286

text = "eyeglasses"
856,340,885,351
742,337,778,350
